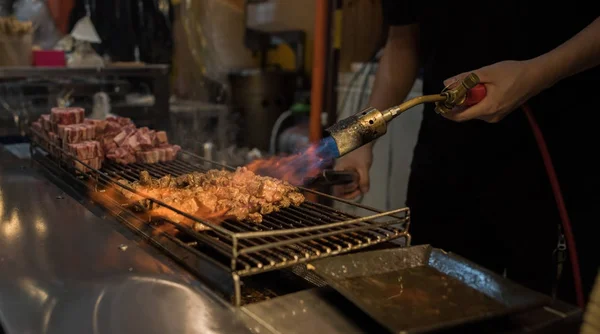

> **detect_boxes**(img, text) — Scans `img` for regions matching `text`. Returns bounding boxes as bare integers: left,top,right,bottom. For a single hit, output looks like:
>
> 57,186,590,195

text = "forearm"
365,25,420,148
530,16,600,91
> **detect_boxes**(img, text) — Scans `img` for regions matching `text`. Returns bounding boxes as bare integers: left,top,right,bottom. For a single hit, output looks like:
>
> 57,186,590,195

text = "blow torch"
322,73,486,158
307,73,485,187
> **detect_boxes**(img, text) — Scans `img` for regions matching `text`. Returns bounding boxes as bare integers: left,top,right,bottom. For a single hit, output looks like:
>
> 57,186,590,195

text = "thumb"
443,72,468,87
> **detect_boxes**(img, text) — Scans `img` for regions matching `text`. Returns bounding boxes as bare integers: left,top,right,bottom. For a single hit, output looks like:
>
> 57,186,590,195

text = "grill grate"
29,127,410,305
101,158,408,274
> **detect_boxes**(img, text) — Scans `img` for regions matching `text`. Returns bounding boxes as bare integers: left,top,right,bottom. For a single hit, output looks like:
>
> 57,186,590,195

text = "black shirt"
381,1,599,189
382,1,600,302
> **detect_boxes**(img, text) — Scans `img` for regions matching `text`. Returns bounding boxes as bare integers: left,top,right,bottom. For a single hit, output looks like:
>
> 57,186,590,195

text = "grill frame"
29,127,411,305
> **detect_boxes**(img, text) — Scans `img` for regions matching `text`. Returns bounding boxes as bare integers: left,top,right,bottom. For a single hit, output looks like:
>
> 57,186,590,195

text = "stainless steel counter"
0,146,253,334
0,144,584,334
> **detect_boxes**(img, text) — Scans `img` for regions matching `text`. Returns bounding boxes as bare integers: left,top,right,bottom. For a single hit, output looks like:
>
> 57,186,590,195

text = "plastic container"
33,50,66,67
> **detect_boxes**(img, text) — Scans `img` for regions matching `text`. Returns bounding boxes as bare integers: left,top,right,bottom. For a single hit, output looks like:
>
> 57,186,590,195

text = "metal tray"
308,245,551,333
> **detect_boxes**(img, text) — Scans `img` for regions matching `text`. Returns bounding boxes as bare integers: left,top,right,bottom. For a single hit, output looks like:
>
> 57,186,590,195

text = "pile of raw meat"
31,107,181,172
117,167,305,228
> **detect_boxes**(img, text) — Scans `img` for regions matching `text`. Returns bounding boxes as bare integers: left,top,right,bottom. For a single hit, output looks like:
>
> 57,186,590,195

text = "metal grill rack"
29,128,410,305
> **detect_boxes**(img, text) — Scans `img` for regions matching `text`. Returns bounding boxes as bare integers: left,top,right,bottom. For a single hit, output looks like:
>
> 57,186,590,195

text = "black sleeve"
381,0,422,26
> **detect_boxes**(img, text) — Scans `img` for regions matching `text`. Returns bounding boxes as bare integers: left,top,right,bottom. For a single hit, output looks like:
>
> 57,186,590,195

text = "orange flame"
87,180,230,236
244,144,330,186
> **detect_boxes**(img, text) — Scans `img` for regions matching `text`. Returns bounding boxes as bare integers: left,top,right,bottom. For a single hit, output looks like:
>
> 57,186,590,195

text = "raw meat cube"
125,133,143,151
156,148,167,162
104,117,133,133
172,144,181,155
156,131,168,144
103,141,118,154
48,132,60,145
47,132,61,156
82,123,96,140
84,119,107,135
135,150,159,164
164,145,181,161
113,127,136,146
40,114,52,132
104,121,123,135
107,147,136,165
58,125,83,144
157,144,181,161
58,123,95,143
66,141,103,160
31,120,43,134
135,129,154,149
50,107,85,125
74,156,102,173
115,117,133,126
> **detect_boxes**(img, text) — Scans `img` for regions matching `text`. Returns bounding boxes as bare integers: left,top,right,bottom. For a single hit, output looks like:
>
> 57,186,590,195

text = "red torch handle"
464,84,487,106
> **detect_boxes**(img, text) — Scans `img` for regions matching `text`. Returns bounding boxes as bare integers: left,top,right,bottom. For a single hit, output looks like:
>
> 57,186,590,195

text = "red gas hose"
522,104,585,308
466,84,585,308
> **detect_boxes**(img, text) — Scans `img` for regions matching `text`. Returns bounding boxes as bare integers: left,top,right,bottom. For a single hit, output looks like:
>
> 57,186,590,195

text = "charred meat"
117,167,305,229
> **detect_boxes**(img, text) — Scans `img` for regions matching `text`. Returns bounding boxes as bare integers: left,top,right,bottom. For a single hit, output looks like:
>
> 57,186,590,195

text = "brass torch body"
326,73,481,157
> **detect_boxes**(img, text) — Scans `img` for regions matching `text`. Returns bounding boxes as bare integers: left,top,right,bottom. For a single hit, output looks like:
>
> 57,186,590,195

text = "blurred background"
0,0,423,213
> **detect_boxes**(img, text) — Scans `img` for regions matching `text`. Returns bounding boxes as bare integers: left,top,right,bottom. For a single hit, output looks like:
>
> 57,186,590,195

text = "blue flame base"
315,136,340,160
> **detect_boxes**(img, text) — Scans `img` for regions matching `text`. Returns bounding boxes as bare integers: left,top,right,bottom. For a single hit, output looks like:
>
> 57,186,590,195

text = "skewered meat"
117,167,305,228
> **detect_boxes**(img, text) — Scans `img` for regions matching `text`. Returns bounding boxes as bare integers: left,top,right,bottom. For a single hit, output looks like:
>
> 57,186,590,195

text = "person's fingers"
443,73,467,87
442,83,496,122
333,182,361,199
443,98,492,122
332,186,344,197
442,105,467,116
472,67,492,82
333,181,357,196
342,181,358,192
342,189,362,200
332,163,359,195
356,166,370,194
334,158,370,195
334,160,351,172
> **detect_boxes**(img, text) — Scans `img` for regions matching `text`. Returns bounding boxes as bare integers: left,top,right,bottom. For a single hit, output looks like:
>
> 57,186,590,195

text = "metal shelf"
0,65,169,79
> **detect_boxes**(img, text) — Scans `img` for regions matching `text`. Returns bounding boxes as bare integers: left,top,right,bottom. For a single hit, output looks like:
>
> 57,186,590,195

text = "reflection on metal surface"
39,275,233,334
0,147,255,334
18,277,49,305
243,288,384,334
35,217,47,238
42,298,58,334
310,245,551,333
3,208,22,240
92,289,106,334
